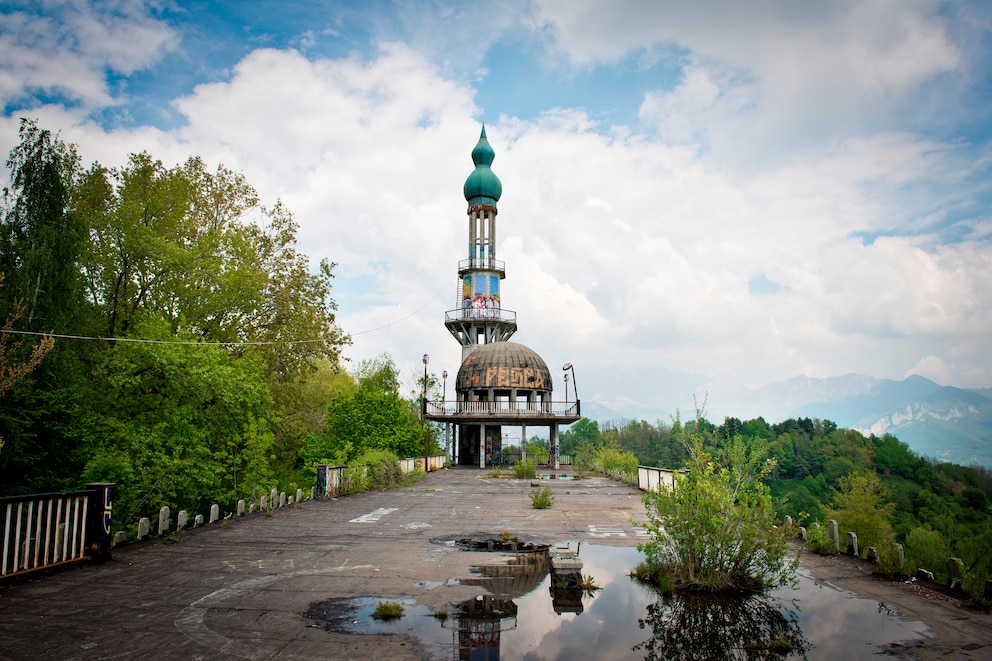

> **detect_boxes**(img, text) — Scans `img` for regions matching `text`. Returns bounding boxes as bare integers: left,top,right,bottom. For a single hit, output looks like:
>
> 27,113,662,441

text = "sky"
2,0,991,417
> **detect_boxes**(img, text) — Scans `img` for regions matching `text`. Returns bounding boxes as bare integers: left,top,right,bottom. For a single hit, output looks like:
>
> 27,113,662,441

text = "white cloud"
1,2,990,405
0,0,178,109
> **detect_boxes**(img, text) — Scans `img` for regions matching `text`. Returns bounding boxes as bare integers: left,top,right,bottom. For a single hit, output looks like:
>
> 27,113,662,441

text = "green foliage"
637,409,798,593
530,486,554,509
514,458,538,479
305,354,433,469
0,123,351,533
827,471,896,557
904,526,948,579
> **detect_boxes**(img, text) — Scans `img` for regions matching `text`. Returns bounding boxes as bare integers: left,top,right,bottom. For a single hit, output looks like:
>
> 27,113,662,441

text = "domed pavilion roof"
457,342,552,393
463,125,502,208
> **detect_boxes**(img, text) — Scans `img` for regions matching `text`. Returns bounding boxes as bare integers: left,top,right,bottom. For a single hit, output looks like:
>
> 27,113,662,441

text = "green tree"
827,471,896,557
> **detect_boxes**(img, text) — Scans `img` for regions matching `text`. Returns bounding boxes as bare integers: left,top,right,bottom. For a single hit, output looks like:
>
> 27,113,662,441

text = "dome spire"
463,125,502,207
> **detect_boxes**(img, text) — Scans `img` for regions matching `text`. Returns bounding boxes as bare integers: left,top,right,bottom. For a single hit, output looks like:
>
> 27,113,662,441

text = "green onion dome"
463,125,502,207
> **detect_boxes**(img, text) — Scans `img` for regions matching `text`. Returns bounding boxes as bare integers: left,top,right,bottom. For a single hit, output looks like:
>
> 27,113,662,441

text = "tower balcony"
445,307,516,325
458,257,505,277
425,399,581,424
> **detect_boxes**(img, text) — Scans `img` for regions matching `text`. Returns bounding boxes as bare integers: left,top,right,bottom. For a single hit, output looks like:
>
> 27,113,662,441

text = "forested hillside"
0,120,439,529
561,413,992,599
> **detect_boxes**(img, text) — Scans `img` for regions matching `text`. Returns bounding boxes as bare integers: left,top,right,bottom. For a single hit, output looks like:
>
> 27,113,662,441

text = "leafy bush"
637,410,798,593
514,458,537,479
530,486,555,509
371,602,404,620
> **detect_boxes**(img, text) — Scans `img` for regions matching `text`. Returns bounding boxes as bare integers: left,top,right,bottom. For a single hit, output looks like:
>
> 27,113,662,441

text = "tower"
427,126,580,468
445,126,517,361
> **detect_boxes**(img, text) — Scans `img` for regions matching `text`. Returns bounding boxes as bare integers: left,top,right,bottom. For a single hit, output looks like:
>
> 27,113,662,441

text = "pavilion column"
479,423,486,469
550,424,559,470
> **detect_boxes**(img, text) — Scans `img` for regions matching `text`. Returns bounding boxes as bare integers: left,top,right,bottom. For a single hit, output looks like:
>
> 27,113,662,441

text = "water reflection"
636,591,810,660
308,545,931,660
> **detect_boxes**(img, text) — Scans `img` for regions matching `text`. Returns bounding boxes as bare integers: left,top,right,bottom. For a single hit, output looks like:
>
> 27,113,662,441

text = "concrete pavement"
0,468,647,660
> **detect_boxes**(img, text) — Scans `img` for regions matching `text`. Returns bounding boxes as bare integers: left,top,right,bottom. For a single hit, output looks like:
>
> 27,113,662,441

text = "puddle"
538,474,575,480
304,545,932,660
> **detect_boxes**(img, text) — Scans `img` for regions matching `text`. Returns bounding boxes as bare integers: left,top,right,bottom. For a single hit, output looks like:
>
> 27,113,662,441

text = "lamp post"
563,373,569,404
562,362,578,404
442,370,449,462
422,354,429,471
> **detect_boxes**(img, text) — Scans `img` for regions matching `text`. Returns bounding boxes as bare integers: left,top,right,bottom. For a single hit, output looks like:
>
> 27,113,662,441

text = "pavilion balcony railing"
426,400,580,418
445,307,517,324
458,257,505,275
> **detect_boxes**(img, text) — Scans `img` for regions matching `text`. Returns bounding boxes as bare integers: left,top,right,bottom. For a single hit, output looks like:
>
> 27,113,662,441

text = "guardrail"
426,400,580,417
317,456,446,498
444,307,517,324
1,483,113,578
458,257,505,274
637,466,680,492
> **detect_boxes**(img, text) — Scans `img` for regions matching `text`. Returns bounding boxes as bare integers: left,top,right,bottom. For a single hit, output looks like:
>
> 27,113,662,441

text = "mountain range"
583,372,992,468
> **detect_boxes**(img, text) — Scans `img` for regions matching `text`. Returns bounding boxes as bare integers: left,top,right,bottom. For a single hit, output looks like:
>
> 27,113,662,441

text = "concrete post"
237,500,245,516
296,488,303,503
479,423,485,469
260,496,268,511
798,526,807,541
948,557,964,590
310,486,316,500
827,520,839,550
279,492,286,508
846,531,859,557
270,488,278,507
177,510,188,530
194,514,204,527
137,518,150,541
113,531,126,546
866,547,879,563
249,503,256,514
783,515,792,526
158,506,170,535
894,543,904,567
209,504,219,524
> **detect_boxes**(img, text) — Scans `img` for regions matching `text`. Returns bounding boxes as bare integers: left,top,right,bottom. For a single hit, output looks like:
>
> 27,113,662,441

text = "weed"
576,574,600,591
530,486,555,509
499,531,520,542
371,601,404,620
431,609,449,621
514,459,537,480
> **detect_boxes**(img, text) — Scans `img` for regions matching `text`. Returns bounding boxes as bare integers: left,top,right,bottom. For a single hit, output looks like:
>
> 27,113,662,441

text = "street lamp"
562,362,578,404
563,373,569,404
421,354,429,418
441,370,449,462
422,354,429,471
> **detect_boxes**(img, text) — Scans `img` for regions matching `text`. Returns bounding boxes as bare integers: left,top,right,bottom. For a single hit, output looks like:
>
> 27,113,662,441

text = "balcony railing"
445,307,517,324
458,257,505,275
426,400,580,418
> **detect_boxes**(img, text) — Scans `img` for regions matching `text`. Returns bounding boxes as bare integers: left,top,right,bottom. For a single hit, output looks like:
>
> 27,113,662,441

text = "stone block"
296,488,303,503
827,519,839,550
260,496,268,511
158,506,170,535
798,526,807,541
177,510,188,530
270,488,278,506
846,531,858,557
948,557,964,590
249,503,256,514
194,514,204,527
237,499,245,516
209,504,220,523
137,517,150,541
113,531,127,546
866,547,879,563
279,492,286,508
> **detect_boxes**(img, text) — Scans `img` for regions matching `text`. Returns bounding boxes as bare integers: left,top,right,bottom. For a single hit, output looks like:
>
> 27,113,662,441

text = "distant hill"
584,372,992,468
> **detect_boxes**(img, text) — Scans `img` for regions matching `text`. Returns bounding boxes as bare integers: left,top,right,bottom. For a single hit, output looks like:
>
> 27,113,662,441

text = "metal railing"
444,307,517,324
458,257,505,274
426,400,580,417
1,483,113,578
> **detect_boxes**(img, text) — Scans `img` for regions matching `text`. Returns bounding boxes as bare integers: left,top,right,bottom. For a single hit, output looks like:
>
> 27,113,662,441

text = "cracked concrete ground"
1,467,990,660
